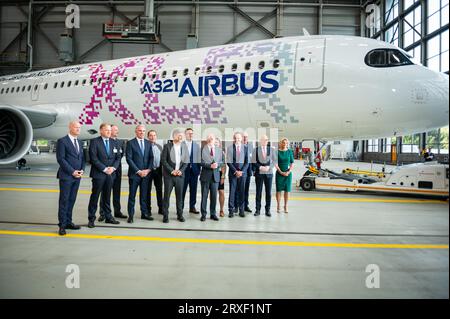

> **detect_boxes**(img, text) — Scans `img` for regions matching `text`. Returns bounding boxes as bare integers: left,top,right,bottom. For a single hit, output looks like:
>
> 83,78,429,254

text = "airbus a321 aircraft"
0,35,448,165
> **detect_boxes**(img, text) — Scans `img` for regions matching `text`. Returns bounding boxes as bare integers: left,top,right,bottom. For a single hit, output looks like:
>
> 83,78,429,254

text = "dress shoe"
239,212,246,218
88,221,95,228
228,213,234,218
127,217,134,224
105,218,120,225
200,216,206,222
66,223,81,230
189,209,200,214
58,228,66,236
163,217,169,223
254,211,261,216
265,212,272,217
177,216,185,222
158,210,164,215
141,215,154,221
245,207,252,213
211,215,219,221
114,212,127,219
98,215,105,222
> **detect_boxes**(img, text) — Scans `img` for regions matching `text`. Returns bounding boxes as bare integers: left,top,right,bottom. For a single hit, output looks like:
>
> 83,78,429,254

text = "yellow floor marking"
0,187,447,204
0,230,448,250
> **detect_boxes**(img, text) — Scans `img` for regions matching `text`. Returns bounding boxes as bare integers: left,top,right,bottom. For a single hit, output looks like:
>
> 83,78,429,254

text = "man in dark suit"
126,124,154,223
161,129,190,223
243,132,254,213
56,121,85,236
226,132,249,218
252,135,275,217
87,123,121,228
147,129,163,216
99,124,127,221
182,128,201,214
200,134,223,222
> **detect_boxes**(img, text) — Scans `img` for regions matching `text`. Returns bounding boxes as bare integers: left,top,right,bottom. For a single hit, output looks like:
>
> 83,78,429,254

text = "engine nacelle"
0,106,33,165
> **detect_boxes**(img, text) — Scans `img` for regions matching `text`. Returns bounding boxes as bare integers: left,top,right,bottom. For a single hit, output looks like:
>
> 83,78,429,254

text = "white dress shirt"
68,134,79,153
174,143,182,171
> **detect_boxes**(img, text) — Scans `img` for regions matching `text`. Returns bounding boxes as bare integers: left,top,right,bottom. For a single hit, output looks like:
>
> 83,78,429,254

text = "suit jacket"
226,144,249,177
161,141,190,178
182,140,201,175
89,136,121,179
113,138,126,171
56,135,85,181
126,138,154,179
200,145,224,183
246,142,255,175
252,146,275,176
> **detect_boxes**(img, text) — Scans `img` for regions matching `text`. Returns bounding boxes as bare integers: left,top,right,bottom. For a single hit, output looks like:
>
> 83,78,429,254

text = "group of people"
56,121,295,236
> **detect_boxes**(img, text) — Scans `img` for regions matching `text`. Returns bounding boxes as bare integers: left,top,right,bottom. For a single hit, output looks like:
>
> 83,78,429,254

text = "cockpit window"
365,49,413,68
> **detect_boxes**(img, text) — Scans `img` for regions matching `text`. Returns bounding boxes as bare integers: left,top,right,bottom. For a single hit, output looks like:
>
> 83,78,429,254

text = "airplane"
0,34,448,165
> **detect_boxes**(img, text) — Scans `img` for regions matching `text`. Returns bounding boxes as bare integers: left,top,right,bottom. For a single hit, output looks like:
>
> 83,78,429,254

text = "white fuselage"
0,35,448,143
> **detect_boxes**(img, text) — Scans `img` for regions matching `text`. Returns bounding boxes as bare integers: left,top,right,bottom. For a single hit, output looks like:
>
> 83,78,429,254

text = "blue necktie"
140,140,145,156
105,139,110,155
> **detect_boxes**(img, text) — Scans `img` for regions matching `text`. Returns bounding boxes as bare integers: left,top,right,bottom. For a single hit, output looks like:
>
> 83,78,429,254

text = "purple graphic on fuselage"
78,39,296,127
79,58,148,125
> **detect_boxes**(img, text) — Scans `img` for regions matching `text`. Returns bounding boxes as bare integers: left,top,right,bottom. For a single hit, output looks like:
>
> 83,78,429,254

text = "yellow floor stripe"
0,230,448,250
0,187,447,204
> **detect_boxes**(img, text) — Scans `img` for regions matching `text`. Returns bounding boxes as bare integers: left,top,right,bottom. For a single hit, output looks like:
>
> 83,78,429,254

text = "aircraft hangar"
0,0,448,303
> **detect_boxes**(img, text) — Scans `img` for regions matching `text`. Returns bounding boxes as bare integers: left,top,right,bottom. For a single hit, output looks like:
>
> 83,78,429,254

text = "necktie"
236,146,241,161
74,138,79,154
105,139,109,155
140,140,144,155
262,147,266,160
210,147,214,157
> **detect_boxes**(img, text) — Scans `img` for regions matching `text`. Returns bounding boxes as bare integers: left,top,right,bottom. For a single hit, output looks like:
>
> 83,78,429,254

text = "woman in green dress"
275,138,295,213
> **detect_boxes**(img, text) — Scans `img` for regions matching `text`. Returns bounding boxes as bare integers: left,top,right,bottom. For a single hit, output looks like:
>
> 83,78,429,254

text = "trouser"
127,175,150,218
182,166,199,210
100,166,122,217
58,178,80,228
200,180,219,218
88,175,114,222
255,174,273,213
244,170,252,208
147,168,163,214
164,175,185,218
228,174,246,213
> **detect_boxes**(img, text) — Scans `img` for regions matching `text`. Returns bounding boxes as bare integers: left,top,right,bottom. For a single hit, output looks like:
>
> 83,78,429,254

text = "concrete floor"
0,153,448,299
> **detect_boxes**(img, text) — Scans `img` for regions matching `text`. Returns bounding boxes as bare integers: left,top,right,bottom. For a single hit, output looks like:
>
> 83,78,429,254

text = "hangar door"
294,38,326,92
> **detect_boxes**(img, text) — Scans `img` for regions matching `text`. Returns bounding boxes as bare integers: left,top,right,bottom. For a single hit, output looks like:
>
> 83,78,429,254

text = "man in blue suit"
182,128,201,214
56,121,85,236
226,132,249,218
87,123,121,228
126,124,154,223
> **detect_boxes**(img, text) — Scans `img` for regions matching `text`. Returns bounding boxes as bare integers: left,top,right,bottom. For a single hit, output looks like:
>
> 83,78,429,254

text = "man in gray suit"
161,129,190,223
200,134,224,222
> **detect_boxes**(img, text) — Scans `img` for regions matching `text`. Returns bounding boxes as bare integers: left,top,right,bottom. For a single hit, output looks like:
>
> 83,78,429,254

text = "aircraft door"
293,38,326,93
31,78,43,101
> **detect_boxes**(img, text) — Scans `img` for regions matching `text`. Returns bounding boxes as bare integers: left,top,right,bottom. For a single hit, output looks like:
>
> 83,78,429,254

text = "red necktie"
210,147,214,157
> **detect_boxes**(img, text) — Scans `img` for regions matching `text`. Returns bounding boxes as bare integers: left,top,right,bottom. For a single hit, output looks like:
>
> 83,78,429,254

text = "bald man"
126,125,154,223
56,121,85,236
